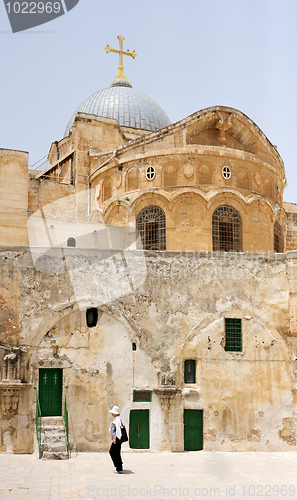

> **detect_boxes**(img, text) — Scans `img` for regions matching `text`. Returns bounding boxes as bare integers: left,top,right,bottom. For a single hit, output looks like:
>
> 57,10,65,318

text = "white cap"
109,405,120,415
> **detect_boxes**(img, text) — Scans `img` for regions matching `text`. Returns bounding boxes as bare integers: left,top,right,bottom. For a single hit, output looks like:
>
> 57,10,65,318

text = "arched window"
274,221,283,253
137,206,166,250
126,168,139,191
212,205,242,252
102,177,112,201
86,308,98,328
67,237,76,247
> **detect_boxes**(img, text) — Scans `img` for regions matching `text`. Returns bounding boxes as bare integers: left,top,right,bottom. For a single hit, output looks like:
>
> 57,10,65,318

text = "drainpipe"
87,150,117,217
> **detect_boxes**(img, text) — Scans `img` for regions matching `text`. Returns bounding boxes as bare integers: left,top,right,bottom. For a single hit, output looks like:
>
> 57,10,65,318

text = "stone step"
40,416,69,460
42,416,64,426
42,435,67,445
42,451,69,460
42,426,65,433
43,442,68,452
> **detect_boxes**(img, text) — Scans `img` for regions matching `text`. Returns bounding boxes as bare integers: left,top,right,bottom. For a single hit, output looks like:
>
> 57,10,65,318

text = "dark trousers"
109,438,123,471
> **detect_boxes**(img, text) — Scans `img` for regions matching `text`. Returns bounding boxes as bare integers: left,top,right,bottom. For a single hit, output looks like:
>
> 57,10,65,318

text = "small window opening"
67,237,76,247
224,318,242,352
184,359,196,383
274,221,283,253
132,342,137,351
86,308,98,328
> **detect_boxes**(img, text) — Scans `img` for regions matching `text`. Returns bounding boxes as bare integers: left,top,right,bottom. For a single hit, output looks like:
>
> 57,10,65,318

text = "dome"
64,78,171,137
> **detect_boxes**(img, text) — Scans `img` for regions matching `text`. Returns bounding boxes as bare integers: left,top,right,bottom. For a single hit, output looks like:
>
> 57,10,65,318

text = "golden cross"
105,35,137,81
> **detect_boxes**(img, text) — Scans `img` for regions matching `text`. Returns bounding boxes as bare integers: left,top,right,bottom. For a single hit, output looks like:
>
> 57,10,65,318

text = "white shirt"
109,415,122,440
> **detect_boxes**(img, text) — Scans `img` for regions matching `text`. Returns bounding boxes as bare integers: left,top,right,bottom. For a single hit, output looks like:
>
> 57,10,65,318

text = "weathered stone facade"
1,248,297,452
1,78,297,454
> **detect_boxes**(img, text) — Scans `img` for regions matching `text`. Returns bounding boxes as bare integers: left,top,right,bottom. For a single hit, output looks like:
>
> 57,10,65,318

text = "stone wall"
0,149,28,245
0,248,296,452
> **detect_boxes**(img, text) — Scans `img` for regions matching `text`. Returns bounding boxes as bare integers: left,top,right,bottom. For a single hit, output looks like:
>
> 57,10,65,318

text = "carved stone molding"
156,372,181,402
0,383,23,413
0,347,27,383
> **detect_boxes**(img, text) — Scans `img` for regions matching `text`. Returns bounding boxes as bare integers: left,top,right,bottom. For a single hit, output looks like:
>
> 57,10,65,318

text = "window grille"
184,360,196,383
274,221,283,253
137,206,166,251
222,166,231,179
212,205,242,252
224,318,242,352
146,166,155,180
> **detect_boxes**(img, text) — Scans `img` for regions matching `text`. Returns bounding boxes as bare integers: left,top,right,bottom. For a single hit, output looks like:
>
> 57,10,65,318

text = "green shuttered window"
225,318,242,352
184,359,196,383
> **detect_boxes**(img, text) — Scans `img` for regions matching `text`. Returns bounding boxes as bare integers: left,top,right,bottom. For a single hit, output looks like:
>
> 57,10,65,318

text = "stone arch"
30,305,159,451
102,177,112,202
132,192,170,219
136,205,166,251
212,205,242,252
170,191,208,212
274,221,284,253
126,167,139,192
104,203,130,226
208,191,248,216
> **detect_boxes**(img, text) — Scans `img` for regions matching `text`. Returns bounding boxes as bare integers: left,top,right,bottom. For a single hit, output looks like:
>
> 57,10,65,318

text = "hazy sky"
1,0,296,203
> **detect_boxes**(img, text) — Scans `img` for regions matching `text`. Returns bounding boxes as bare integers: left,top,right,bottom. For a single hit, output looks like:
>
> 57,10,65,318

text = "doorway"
129,409,150,449
183,409,203,450
39,368,63,417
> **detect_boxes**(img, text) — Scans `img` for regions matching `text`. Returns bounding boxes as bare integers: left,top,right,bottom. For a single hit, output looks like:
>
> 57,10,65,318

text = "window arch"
102,177,112,202
67,237,76,247
126,168,139,191
137,206,166,250
274,221,283,253
212,205,242,252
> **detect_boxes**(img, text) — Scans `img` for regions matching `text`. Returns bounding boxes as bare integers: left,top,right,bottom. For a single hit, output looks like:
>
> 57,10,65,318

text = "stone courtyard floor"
0,451,297,500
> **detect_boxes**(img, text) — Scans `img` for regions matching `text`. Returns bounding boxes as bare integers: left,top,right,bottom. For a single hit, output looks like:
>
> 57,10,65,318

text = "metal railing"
29,155,51,173
64,386,70,458
34,387,42,459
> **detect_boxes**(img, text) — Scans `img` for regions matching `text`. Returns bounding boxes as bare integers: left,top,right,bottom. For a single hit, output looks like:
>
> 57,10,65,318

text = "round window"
146,166,155,180
222,166,231,179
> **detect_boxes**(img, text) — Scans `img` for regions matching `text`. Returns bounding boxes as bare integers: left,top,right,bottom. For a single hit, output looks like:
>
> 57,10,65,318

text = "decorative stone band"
0,383,28,412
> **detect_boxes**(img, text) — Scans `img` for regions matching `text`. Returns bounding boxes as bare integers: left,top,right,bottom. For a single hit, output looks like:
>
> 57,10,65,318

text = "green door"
39,368,62,417
184,409,203,451
129,409,150,449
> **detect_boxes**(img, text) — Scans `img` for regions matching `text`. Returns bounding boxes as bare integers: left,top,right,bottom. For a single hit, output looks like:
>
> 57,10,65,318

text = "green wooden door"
39,368,62,417
184,409,203,451
129,409,150,449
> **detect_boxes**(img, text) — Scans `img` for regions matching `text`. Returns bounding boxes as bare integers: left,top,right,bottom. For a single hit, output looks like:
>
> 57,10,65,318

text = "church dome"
64,78,171,137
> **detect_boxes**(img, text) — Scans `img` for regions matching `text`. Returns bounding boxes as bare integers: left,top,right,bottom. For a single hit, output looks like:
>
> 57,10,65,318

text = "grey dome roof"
64,80,171,137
